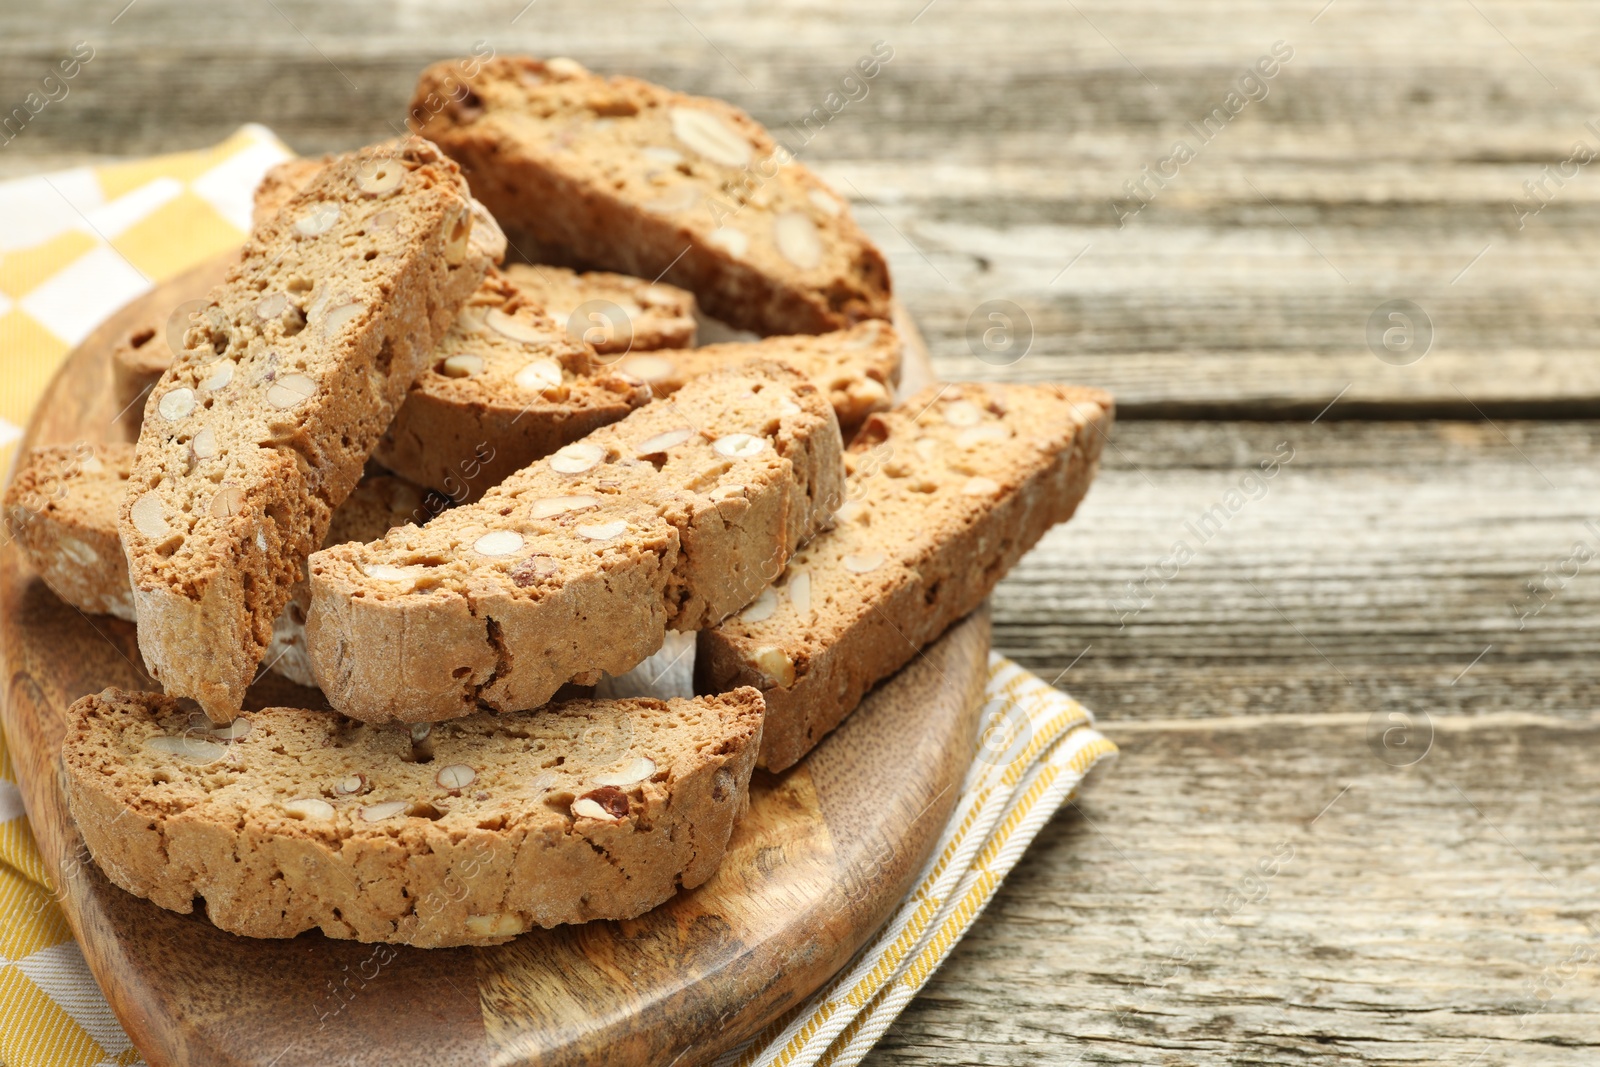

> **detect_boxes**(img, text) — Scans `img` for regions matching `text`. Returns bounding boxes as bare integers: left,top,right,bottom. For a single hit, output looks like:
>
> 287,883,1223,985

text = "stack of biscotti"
411,56,892,336
307,361,844,723
698,382,1114,770
120,139,500,720
4,441,438,686
62,685,764,946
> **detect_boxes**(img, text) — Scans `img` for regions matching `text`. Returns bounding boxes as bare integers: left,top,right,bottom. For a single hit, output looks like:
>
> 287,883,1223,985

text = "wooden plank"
4,1,1600,412
865,715,1600,1066
989,419,1600,721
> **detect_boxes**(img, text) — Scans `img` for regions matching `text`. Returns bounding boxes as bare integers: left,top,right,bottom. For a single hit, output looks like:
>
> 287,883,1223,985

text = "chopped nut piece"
283,798,335,820
441,353,484,378
144,735,226,763
265,374,317,410
635,428,693,454
592,756,658,788
359,800,408,822
513,358,563,391
576,520,627,541
209,718,251,741
712,433,764,458
842,552,885,574
130,492,170,539
549,442,604,474
486,307,546,344
473,530,524,557
669,107,752,167
158,388,196,422
774,211,823,269
528,495,599,519
435,764,476,790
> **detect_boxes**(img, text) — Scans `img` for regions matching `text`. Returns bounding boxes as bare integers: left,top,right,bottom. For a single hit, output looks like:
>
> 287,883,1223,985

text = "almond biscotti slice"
63,685,763,946
615,318,902,435
371,272,651,500
308,362,843,724
121,139,500,721
698,382,1114,771
4,442,138,620
503,262,697,353
411,56,892,336
4,442,436,685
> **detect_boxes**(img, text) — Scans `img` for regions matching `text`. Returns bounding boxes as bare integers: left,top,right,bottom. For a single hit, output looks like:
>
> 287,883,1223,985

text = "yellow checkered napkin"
0,133,1116,1067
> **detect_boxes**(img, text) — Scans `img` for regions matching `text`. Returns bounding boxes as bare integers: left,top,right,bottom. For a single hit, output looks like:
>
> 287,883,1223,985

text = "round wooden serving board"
0,267,990,1067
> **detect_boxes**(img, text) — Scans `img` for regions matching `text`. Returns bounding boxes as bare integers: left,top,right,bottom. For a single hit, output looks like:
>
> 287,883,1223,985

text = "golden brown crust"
697,382,1114,770
121,138,498,721
411,55,892,336
307,363,844,724
63,686,764,946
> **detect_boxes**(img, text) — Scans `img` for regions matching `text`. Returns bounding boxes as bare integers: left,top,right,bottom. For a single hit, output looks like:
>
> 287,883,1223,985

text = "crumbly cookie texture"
5,441,436,685
266,472,444,686
251,156,333,229
411,55,892,336
308,362,843,724
371,272,652,500
4,443,138,620
120,139,500,721
698,382,1114,771
614,318,902,435
503,262,697,353
109,251,240,429
63,686,764,946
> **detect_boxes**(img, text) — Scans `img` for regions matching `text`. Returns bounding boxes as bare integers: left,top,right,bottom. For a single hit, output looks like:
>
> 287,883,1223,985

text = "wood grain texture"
3,0,1595,1062
5,1,1600,414
865,715,1600,1067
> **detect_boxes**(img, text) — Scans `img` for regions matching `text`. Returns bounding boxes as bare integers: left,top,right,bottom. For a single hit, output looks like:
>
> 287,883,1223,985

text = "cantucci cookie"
4,442,138,620
308,362,844,724
4,442,435,685
120,139,501,721
411,55,892,336
110,251,239,428
503,262,697,353
371,272,652,500
63,685,763,946
614,318,902,434
698,382,1114,771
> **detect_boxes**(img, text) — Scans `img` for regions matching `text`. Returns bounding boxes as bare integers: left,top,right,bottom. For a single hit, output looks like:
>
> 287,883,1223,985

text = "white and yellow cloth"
0,133,1116,1067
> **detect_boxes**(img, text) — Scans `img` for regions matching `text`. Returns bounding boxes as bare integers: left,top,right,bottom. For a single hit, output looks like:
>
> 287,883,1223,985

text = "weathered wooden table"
3,1,1596,1063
